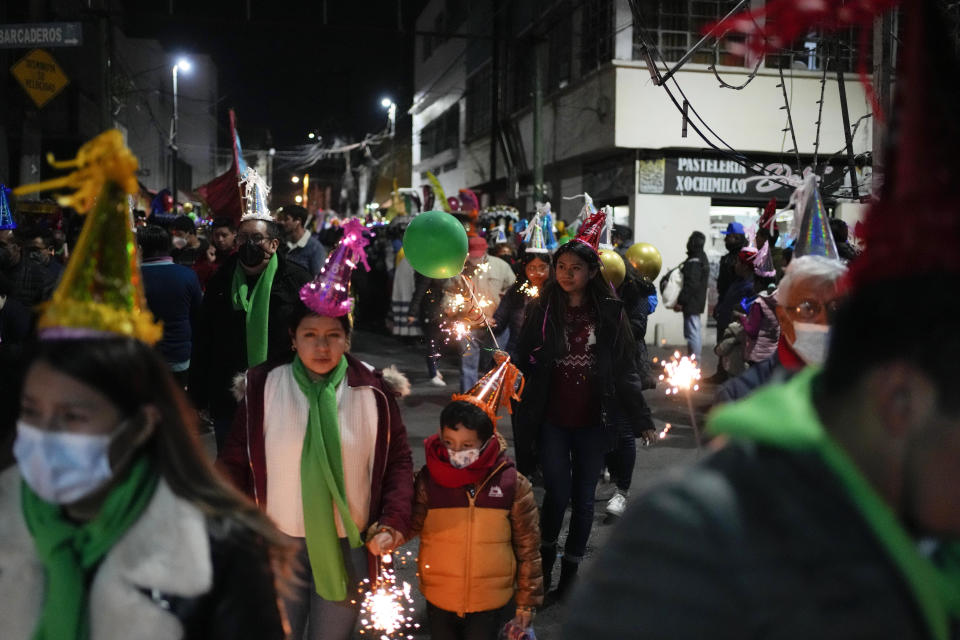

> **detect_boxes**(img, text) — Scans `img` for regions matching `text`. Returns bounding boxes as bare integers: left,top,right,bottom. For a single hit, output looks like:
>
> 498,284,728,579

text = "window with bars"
508,39,534,112
632,0,734,65
548,4,573,90
419,103,460,159
581,0,614,73
763,29,872,73
465,64,493,139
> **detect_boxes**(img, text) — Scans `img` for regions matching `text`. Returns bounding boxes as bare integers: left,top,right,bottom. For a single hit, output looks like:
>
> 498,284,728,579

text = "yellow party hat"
14,130,162,344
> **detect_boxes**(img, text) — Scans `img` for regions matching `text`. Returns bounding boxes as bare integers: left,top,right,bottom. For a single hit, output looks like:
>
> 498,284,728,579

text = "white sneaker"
606,491,628,517
429,374,446,387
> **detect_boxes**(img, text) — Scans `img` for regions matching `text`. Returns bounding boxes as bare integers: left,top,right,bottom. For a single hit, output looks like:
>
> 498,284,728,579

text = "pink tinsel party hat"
299,218,371,317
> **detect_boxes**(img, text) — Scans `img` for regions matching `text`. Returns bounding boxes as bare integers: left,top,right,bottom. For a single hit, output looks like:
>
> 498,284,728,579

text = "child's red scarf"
424,433,500,488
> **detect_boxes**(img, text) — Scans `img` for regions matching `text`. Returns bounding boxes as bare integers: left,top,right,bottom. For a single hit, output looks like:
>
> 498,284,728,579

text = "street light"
295,195,303,204
170,56,192,210
291,176,300,184
381,97,397,138
307,132,316,139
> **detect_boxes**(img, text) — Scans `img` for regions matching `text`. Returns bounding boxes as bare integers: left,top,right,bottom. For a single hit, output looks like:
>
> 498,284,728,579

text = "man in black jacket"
189,218,310,448
675,231,709,359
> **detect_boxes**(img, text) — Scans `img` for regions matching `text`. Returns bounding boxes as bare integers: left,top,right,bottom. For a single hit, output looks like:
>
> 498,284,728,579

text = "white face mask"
791,322,830,365
13,419,129,504
447,446,481,469
171,236,188,250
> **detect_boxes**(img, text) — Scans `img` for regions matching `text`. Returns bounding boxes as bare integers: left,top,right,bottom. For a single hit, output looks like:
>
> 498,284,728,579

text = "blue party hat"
538,202,559,251
0,185,15,230
792,175,839,260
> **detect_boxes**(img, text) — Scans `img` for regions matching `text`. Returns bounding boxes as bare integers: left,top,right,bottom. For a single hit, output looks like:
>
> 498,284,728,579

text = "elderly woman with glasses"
715,256,848,405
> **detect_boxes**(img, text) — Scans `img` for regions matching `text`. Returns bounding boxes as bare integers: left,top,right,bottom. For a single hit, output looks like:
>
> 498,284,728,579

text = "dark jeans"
604,426,636,492
282,534,367,640
539,421,607,562
426,602,511,640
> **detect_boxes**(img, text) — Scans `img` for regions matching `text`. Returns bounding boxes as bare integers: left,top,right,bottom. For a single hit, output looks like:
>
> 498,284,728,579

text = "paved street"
349,329,719,639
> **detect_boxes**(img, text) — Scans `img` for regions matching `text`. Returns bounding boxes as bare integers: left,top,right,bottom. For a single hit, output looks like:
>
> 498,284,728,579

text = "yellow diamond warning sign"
11,48,69,108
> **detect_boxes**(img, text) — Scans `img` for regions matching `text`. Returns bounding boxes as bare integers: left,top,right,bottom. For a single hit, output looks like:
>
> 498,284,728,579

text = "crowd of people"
2,1,960,638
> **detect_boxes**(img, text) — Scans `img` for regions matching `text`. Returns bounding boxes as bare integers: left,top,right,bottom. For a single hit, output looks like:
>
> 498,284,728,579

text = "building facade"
1,1,218,201
411,0,875,344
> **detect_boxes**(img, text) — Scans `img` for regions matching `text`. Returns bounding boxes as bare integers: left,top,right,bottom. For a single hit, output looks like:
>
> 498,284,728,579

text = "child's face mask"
447,446,481,469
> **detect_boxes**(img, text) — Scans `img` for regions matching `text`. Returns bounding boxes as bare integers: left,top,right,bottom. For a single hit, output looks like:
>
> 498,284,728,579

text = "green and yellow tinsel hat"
14,130,162,344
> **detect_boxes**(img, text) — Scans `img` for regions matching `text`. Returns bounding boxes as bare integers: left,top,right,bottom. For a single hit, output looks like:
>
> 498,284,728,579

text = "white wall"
614,63,873,155
634,192,712,346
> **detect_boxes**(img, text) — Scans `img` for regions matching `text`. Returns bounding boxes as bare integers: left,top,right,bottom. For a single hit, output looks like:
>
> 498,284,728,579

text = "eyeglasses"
786,298,841,322
236,233,270,245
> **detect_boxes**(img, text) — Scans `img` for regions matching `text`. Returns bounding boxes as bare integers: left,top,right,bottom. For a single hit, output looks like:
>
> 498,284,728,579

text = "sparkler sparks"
658,352,703,454
658,351,701,395
519,280,540,298
359,554,418,639
659,422,672,439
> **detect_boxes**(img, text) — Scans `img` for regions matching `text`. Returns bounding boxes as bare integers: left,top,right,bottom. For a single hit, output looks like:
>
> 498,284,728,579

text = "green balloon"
403,210,469,279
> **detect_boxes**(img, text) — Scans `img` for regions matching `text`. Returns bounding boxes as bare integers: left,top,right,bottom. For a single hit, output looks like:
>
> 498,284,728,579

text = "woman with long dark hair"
1,336,288,640
515,240,650,598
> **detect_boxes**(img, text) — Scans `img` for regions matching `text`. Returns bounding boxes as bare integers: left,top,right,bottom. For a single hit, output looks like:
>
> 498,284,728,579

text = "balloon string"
460,274,500,350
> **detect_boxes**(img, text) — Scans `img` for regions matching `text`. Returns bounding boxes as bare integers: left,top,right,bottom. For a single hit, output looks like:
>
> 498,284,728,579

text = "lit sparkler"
359,553,419,638
519,280,540,298
658,352,703,453
659,422,672,439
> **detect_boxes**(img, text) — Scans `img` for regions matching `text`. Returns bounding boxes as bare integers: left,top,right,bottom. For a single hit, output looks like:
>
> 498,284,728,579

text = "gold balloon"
626,242,663,281
599,249,626,288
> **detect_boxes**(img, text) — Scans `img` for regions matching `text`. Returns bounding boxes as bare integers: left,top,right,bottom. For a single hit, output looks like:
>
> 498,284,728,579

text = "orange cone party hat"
13,130,162,344
451,351,525,425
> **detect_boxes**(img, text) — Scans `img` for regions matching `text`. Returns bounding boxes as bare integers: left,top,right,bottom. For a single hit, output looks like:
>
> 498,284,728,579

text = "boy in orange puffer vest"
408,400,543,640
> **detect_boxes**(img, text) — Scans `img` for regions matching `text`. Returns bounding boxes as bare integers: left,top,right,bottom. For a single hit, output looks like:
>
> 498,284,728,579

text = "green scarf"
21,456,159,640
709,368,960,640
292,354,363,601
231,252,279,367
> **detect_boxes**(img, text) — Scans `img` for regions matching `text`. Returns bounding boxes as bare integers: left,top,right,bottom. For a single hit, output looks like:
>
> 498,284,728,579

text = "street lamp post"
381,98,397,138
170,57,191,211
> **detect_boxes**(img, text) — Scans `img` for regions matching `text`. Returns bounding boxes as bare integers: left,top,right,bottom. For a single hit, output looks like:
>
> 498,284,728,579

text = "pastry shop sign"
638,155,841,203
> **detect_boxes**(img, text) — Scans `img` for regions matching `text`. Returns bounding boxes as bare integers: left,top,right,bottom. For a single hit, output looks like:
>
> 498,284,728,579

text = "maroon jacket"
217,354,414,567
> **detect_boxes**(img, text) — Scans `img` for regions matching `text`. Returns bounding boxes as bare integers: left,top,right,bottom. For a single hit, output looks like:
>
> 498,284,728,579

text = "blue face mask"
13,419,130,504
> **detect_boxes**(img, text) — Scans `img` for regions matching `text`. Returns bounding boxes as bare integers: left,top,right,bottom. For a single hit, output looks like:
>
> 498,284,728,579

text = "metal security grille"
465,64,492,139
633,0,729,63
581,0,614,73
419,103,460,159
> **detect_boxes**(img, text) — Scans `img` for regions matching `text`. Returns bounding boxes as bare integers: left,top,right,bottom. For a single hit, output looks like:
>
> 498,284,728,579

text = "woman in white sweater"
218,301,414,640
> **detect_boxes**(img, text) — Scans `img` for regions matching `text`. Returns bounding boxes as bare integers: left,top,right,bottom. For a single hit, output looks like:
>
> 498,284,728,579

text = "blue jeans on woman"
683,312,702,359
538,421,608,562
282,534,368,640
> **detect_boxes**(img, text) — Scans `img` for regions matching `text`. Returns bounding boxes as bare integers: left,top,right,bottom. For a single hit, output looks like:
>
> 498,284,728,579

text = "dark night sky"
121,0,427,148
